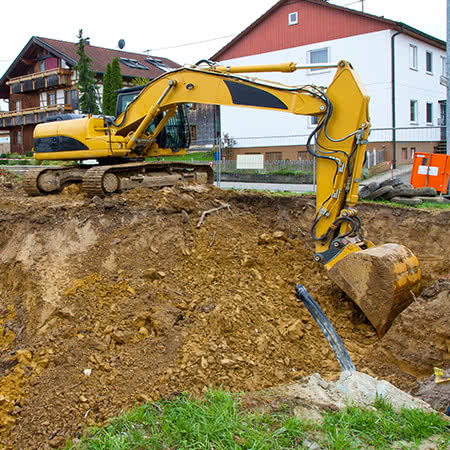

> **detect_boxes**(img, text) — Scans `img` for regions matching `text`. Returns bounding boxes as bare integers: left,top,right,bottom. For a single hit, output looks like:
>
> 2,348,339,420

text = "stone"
413,186,437,197
390,196,422,206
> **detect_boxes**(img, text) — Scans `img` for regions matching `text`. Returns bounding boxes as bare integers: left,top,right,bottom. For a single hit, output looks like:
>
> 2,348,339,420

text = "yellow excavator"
26,60,420,336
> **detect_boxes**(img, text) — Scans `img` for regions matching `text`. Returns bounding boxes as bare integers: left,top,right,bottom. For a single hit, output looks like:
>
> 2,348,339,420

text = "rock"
181,210,190,224
49,435,66,448
336,371,433,411
220,358,236,367
273,231,286,240
16,349,33,365
281,372,433,413
137,393,150,402
413,187,437,197
415,196,449,204
367,181,380,192
91,196,104,208
143,269,161,280
390,196,423,206
258,233,272,244
379,177,404,188
385,186,416,199
111,331,126,344
358,186,372,200
366,185,393,200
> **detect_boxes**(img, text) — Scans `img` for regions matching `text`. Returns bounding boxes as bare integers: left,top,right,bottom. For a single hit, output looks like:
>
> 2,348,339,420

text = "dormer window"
119,57,149,70
288,12,298,26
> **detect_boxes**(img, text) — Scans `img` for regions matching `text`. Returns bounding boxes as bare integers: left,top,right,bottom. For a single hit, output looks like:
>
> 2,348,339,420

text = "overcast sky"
0,0,446,79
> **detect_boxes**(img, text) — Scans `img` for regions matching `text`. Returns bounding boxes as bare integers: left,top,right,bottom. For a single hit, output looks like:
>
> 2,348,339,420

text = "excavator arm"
31,60,420,335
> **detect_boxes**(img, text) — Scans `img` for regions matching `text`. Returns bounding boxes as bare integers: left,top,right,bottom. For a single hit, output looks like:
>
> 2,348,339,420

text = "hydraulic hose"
295,284,355,373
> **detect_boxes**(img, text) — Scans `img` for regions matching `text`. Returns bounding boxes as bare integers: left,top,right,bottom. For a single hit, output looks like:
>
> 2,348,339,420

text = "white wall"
394,33,446,128
217,30,445,147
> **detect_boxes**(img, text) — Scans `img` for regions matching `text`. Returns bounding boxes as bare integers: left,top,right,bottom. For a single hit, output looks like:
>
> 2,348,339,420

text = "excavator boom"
29,60,420,335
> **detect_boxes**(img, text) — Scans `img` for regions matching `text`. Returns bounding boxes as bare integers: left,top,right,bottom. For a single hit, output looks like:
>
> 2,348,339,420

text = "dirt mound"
361,278,450,406
0,182,449,449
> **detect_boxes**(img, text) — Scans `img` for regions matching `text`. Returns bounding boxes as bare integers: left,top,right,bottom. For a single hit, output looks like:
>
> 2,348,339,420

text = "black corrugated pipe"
391,29,403,169
295,285,355,373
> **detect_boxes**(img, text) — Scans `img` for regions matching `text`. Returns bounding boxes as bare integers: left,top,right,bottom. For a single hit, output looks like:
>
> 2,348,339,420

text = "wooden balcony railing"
0,104,73,128
6,68,73,94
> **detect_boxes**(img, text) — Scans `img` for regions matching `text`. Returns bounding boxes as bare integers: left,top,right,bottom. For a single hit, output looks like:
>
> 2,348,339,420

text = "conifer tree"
109,57,123,115
102,62,112,115
75,29,99,114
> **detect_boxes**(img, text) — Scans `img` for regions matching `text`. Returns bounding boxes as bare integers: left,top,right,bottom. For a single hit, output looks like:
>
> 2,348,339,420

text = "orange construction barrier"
410,152,450,194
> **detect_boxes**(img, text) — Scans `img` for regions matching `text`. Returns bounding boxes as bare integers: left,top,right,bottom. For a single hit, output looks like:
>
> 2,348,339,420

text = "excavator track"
23,166,92,196
82,161,214,197
23,167,50,196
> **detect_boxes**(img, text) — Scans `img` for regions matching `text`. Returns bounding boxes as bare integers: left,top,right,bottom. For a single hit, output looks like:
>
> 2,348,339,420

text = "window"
308,48,329,71
288,12,298,26
15,100,21,112
47,92,56,105
409,45,418,70
145,57,170,72
190,125,197,140
410,100,418,123
39,60,45,72
441,56,446,76
65,89,78,106
309,115,319,127
426,102,433,124
119,57,149,70
426,51,433,73
266,152,282,161
401,147,408,160
15,131,22,145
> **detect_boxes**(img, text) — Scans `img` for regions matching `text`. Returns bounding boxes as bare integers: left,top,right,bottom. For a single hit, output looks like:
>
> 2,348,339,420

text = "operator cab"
115,85,191,152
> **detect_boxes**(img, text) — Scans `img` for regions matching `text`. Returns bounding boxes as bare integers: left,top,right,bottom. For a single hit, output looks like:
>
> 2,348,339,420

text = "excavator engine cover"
327,243,421,337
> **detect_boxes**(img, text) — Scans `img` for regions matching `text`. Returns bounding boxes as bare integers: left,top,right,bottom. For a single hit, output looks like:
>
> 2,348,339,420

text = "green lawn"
65,390,450,450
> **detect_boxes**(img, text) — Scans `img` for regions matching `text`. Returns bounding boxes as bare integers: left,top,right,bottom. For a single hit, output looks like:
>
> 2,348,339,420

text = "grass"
154,151,215,162
363,198,450,211
64,390,450,450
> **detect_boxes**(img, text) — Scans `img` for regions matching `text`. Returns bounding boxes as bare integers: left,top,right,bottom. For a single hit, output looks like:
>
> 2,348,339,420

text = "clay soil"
0,174,449,449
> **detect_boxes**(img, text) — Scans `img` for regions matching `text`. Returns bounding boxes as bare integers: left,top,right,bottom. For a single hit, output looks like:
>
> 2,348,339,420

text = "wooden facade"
0,37,218,154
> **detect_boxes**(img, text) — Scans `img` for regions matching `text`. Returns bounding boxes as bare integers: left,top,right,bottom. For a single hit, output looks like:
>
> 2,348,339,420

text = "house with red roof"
211,0,446,166
0,36,218,154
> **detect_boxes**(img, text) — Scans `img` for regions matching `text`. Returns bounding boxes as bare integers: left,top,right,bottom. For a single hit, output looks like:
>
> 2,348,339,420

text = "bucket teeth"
328,243,421,337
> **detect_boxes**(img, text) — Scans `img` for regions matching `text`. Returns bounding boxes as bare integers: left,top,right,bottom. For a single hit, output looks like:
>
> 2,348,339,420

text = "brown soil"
0,175,449,449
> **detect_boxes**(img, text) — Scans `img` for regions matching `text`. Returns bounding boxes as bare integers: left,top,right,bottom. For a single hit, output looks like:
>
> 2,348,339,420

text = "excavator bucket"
327,243,421,337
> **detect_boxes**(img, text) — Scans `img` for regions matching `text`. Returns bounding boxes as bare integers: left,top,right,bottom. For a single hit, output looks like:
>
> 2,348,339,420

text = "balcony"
0,104,73,128
6,68,73,94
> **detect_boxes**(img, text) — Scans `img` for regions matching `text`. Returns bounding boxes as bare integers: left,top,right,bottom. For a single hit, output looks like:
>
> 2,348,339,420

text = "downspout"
391,28,403,169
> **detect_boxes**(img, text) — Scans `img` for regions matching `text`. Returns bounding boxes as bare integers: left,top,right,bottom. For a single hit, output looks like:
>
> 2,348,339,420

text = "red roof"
211,0,445,61
0,36,181,97
36,36,180,78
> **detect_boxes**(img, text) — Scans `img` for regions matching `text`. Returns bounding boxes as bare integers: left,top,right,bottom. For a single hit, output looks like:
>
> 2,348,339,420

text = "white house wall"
393,33,446,142
218,30,445,147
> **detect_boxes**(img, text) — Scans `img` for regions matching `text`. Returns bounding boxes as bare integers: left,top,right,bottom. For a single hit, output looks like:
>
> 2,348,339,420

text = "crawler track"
23,167,49,196
24,161,214,197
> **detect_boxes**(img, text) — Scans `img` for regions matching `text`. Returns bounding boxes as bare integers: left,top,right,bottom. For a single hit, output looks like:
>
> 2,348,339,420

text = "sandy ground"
0,173,449,449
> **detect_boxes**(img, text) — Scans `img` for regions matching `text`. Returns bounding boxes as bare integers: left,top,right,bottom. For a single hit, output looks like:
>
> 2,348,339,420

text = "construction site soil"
0,173,449,449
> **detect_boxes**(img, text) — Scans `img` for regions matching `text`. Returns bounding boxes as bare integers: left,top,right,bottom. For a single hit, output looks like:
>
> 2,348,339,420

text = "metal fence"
191,126,445,150
218,158,314,173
